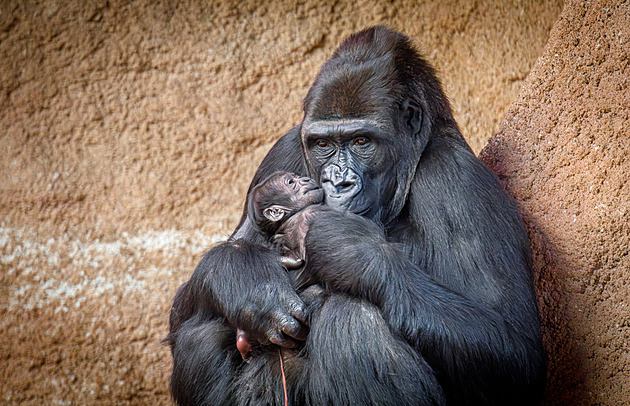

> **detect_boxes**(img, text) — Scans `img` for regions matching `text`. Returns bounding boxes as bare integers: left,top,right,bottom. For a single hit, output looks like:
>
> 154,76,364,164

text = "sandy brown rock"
0,0,564,404
0,0,560,237
480,0,630,404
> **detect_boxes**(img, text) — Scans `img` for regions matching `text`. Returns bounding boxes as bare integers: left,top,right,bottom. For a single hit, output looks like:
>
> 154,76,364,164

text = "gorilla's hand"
232,273,308,348
189,240,308,348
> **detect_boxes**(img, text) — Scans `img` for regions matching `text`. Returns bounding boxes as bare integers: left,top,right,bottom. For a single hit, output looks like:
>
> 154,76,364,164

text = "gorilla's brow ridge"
302,119,384,134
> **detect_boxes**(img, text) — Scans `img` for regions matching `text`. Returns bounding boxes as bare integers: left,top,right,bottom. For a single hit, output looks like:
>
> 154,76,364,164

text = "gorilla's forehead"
305,59,400,120
301,118,384,136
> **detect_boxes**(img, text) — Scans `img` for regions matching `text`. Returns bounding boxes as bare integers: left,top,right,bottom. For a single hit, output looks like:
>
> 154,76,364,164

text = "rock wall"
0,0,561,237
0,0,602,404
480,0,630,404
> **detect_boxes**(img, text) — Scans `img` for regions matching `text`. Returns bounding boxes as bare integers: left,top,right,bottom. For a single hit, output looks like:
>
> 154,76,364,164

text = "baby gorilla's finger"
300,284,326,306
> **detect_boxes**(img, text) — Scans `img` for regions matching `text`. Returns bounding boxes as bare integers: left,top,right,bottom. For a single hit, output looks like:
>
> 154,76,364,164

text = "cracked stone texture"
480,0,630,404
0,0,587,404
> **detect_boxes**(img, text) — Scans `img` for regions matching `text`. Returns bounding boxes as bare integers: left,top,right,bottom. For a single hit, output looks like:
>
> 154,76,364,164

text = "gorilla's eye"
316,139,331,148
353,137,370,146
286,178,295,185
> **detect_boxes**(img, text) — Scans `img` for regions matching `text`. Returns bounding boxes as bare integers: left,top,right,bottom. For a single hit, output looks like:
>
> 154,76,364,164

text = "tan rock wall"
480,0,630,404
0,0,577,404
0,0,560,237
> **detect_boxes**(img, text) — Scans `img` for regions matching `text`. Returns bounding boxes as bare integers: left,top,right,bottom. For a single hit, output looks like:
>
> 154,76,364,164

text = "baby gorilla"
237,171,325,360
248,171,325,269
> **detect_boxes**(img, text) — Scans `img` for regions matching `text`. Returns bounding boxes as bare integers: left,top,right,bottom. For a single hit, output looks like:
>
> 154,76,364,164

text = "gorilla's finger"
278,314,308,341
287,300,307,325
281,256,305,269
266,329,297,348
285,323,308,341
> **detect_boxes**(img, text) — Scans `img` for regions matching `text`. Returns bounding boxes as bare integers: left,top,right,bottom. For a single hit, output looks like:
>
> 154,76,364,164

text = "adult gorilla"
167,26,545,405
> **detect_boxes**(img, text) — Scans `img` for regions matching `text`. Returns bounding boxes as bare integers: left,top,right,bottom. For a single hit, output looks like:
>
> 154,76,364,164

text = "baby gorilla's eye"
286,178,295,185
353,137,370,146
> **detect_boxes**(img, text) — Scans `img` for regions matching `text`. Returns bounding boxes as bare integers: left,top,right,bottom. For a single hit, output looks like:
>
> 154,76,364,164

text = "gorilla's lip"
325,200,370,217
322,182,361,200
323,188,369,215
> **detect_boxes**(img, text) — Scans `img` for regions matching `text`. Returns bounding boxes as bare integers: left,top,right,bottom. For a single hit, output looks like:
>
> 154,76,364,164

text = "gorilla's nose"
323,165,359,192
321,165,362,205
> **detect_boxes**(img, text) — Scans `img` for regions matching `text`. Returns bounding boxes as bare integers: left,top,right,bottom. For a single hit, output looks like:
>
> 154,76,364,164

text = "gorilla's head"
248,171,324,235
300,26,455,225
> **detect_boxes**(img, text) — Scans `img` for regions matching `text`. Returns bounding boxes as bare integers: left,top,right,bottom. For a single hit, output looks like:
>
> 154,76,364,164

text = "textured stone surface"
0,0,564,404
480,0,630,404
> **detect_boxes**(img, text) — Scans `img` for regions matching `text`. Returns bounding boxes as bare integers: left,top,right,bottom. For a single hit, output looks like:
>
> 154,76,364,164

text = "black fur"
167,26,545,405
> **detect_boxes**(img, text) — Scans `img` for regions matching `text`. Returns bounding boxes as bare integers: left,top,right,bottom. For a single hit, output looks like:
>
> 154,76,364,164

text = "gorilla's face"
249,171,324,235
301,117,403,221
300,41,429,224
276,172,325,210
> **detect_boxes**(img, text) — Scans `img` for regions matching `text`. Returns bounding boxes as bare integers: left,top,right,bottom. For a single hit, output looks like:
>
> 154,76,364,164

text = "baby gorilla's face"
253,172,324,229
276,172,324,209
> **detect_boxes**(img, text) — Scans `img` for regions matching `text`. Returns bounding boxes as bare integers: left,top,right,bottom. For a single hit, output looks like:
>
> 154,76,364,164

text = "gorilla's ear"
401,98,422,136
263,205,288,222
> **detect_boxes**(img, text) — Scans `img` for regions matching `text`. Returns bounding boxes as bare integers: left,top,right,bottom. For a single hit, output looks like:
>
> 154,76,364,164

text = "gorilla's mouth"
323,182,361,207
323,184,371,217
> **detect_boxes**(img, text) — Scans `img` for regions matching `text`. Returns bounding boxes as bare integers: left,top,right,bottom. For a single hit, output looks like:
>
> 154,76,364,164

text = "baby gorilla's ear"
262,205,287,222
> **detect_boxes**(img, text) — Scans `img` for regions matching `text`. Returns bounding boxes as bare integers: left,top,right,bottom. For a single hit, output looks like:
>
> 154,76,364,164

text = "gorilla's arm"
305,216,541,402
170,126,309,347
302,137,545,404
187,241,307,345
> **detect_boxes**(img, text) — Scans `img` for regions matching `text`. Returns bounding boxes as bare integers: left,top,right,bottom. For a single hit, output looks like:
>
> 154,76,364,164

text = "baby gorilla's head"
249,172,324,235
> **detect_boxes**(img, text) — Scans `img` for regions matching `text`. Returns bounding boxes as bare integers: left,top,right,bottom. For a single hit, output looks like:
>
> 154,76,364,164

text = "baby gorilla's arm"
277,206,321,268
